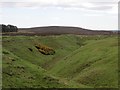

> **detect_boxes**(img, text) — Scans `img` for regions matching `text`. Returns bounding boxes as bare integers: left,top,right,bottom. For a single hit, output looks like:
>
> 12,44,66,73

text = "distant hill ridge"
2,25,118,35
19,26,117,35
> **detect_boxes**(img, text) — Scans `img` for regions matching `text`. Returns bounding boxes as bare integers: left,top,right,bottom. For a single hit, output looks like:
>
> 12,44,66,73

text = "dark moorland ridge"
2,25,119,36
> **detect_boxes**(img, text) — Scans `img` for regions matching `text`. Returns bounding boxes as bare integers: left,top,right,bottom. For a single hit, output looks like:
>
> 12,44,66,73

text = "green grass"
2,35,118,88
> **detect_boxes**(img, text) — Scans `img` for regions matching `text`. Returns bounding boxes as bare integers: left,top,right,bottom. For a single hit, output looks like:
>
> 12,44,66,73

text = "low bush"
3,51,9,54
35,44,55,55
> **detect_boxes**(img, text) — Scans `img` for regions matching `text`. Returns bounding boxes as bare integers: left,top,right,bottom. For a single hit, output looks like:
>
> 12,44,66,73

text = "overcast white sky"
0,0,119,30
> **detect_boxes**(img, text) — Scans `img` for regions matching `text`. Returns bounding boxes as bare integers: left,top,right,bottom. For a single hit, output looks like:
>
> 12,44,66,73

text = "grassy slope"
2,49,70,88
2,35,118,88
49,37,118,88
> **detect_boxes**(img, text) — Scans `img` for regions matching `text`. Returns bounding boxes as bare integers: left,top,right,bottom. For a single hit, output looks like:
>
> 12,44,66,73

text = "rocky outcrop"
0,24,18,32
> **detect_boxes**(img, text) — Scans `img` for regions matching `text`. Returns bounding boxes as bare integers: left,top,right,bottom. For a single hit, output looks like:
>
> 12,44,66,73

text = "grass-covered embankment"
2,35,118,88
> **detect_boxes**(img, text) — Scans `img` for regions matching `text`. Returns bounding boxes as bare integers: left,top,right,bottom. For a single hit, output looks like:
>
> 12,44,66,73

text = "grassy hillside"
2,35,118,88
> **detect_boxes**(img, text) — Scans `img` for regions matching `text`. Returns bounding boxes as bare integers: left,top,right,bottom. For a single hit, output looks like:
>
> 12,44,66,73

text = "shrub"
0,24,18,32
35,44,55,55
3,51,9,54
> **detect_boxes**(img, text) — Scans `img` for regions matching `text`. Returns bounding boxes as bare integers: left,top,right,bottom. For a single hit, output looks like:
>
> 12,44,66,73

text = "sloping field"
2,35,118,88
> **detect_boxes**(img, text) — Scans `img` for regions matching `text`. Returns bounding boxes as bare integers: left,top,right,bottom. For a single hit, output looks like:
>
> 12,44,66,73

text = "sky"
0,0,119,30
